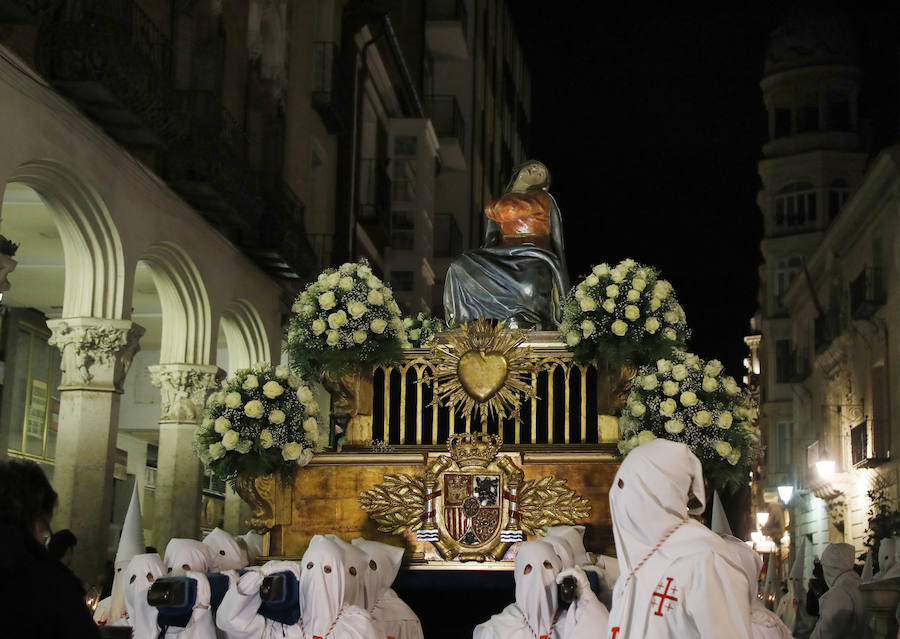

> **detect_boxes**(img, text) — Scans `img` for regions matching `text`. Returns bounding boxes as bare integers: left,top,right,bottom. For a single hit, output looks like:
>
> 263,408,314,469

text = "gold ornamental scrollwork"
235,472,277,533
428,318,534,419
358,432,591,561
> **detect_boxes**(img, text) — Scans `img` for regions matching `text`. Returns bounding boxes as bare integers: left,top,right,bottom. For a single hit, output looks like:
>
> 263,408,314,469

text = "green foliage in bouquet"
195,363,322,484
402,311,446,347
866,485,900,571
560,259,690,368
618,351,760,494
286,260,407,378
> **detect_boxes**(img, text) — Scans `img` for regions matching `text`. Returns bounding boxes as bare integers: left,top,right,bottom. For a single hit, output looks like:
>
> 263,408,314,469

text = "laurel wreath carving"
517,476,591,536
358,474,426,534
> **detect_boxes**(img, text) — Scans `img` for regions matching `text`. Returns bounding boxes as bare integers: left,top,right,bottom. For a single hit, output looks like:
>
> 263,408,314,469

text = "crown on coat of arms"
447,432,502,468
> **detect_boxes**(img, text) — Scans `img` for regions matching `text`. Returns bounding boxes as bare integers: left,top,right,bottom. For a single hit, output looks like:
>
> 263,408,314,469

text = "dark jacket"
0,523,100,639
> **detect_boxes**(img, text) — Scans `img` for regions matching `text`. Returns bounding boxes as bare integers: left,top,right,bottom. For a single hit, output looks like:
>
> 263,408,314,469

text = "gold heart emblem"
457,350,509,402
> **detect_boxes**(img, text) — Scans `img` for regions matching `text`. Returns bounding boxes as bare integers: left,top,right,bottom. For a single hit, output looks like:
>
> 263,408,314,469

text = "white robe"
606,439,752,639
94,559,130,626
162,571,217,639
204,528,249,571
165,538,217,575
216,536,381,639
351,538,423,639
722,536,792,639
122,553,166,639
809,544,869,639
474,539,609,639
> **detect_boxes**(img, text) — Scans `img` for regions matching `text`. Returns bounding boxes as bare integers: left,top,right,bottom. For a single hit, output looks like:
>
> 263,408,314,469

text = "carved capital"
47,318,144,392
148,363,223,424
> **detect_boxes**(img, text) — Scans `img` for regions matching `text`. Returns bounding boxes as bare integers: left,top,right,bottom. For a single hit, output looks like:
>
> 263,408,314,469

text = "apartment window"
775,421,793,472
775,255,803,299
774,108,791,138
390,271,414,291
828,179,850,220
391,210,415,250
775,339,792,383
796,104,819,133
774,182,816,229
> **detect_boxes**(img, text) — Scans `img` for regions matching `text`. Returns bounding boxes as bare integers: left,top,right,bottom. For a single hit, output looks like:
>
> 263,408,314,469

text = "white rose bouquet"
617,351,760,492
195,363,321,483
560,259,690,368
286,260,407,378
401,311,446,348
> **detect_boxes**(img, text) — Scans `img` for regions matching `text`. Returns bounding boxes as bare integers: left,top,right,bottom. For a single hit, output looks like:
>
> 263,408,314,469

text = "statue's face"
515,163,547,189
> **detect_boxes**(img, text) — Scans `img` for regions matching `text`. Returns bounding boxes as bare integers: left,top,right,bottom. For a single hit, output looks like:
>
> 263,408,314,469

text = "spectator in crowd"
48,529,78,567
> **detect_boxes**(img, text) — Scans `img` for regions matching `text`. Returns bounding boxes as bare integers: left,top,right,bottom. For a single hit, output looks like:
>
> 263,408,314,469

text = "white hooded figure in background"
165,538,217,576
327,534,369,610
203,528,248,571
238,531,265,565
122,553,166,639
473,539,609,639
809,543,870,639
877,537,900,579
95,481,145,626
774,536,807,632
216,560,302,638
351,538,424,639
607,439,752,639
721,537,792,639
544,524,617,610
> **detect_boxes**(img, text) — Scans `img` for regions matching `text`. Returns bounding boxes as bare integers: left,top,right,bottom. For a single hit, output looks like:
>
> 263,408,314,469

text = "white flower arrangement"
560,259,690,368
401,311,446,348
196,363,321,483
617,351,760,492
286,260,407,377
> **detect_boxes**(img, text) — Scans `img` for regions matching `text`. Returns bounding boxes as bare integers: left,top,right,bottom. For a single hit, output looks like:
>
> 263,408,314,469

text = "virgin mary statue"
443,160,569,329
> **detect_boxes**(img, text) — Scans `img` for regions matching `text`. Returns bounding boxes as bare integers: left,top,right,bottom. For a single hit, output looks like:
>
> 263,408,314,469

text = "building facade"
751,8,900,571
0,0,532,585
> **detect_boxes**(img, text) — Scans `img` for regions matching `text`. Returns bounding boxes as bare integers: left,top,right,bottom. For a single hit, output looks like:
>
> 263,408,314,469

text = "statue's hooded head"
507,160,551,193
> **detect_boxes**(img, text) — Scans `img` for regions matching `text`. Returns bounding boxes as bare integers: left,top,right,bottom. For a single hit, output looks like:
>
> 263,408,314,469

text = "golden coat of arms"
359,432,591,561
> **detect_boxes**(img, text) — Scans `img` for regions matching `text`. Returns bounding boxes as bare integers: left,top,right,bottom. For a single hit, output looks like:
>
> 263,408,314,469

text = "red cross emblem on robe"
651,577,679,616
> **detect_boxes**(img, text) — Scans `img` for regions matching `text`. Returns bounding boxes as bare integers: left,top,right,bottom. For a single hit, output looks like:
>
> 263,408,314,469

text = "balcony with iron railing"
426,94,465,170
358,159,392,246
36,0,177,148
850,267,886,320
247,181,317,280
312,41,351,134
0,0,62,23
424,0,468,59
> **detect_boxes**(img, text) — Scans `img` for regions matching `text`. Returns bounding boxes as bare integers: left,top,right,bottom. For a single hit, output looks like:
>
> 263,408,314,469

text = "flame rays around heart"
427,318,534,420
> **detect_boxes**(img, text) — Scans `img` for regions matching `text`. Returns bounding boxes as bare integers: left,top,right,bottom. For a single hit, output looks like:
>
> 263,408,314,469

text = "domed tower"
756,4,868,489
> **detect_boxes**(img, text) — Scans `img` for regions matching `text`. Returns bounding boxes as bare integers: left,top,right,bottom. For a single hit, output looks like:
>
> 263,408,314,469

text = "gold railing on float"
368,336,627,447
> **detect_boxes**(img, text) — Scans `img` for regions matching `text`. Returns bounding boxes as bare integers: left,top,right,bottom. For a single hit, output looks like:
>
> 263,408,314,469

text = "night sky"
508,2,899,378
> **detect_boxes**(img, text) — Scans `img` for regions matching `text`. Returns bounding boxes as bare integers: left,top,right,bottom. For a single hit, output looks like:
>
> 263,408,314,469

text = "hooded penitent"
122,553,165,639
710,491,732,537
607,439,752,639
474,539,609,639
326,534,368,610
237,531,264,564
216,559,303,639
351,538,423,639
722,536,792,639
203,528,247,571
164,538,216,576
810,543,869,639
877,537,900,579
95,481,145,625
161,571,217,639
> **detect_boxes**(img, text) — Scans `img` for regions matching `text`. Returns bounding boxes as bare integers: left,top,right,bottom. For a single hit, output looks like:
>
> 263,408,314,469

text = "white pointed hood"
861,550,874,582
103,481,145,623
122,553,165,639
877,537,897,577
238,531,265,564
710,491,732,536
723,538,792,638
203,527,246,571
515,540,562,637
350,538,403,609
821,543,855,588
300,535,350,636
789,536,808,587
763,550,778,599
164,538,216,576
326,534,368,609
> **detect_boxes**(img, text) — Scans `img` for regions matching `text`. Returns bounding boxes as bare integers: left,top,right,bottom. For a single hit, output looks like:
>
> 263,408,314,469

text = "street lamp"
777,485,794,504
756,512,770,528
816,460,836,480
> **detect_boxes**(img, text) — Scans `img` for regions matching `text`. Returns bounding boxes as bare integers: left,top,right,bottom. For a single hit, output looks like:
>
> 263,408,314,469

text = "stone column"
149,363,221,550
47,317,144,585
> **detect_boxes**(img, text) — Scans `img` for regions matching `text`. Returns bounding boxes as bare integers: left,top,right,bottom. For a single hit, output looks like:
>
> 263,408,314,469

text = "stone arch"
219,299,270,371
140,242,212,364
7,159,126,319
